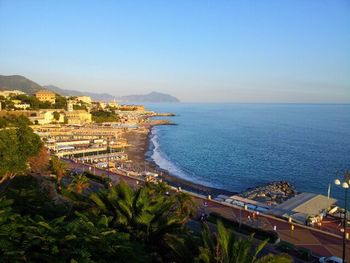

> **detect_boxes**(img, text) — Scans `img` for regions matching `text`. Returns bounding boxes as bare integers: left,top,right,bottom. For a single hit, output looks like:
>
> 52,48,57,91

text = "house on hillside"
28,110,65,125
76,96,92,104
35,90,56,104
63,101,92,124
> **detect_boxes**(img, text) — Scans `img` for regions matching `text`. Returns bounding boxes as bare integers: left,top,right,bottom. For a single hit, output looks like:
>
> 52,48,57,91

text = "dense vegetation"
92,110,120,123
0,119,42,183
0,115,32,128
0,121,292,262
0,93,68,110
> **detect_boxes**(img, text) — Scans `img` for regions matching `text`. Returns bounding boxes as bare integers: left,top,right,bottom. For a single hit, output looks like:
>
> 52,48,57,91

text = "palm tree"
49,156,66,185
196,220,292,263
171,191,197,220
69,174,90,194
89,181,196,261
0,197,151,263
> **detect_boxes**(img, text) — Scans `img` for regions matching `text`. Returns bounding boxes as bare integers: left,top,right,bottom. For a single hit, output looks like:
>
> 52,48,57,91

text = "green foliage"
73,104,88,110
0,98,15,109
13,94,41,109
89,181,196,261
68,174,90,194
91,110,120,123
83,171,111,184
53,111,60,120
49,156,67,183
0,120,42,182
53,94,67,109
277,241,311,261
208,212,279,243
0,198,151,262
0,175,69,219
196,220,292,263
11,94,55,110
16,118,42,157
11,93,66,110
254,254,293,263
0,166,291,263
0,115,32,128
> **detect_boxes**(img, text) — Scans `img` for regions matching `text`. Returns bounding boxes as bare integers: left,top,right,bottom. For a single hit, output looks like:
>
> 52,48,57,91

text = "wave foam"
149,128,218,188
149,128,190,179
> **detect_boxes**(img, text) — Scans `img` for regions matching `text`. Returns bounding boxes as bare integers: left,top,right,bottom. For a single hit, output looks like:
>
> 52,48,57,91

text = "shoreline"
121,122,237,197
120,120,298,202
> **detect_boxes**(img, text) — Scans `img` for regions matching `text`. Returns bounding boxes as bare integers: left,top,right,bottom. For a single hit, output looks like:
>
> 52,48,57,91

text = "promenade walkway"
66,160,350,261
193,197,349,260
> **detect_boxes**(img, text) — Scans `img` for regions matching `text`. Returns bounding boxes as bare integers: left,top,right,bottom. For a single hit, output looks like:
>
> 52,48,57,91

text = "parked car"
319,256,343,263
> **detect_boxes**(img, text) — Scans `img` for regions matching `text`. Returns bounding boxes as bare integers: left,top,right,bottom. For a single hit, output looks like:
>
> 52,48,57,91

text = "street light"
334,171,350,263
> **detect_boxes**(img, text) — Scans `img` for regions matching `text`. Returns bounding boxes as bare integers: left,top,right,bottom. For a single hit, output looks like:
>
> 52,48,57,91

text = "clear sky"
0,0,349,102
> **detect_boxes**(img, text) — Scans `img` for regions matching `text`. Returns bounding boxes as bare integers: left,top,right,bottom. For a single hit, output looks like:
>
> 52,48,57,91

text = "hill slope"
0,75,42,95
0,75,180,102
121,91,179,103
44,85,115,101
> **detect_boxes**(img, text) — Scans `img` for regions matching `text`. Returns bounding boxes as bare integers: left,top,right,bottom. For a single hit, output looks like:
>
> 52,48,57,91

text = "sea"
143,103,350,206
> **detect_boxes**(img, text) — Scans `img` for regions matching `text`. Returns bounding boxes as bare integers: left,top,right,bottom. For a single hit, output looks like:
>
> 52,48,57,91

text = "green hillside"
0,75,43,95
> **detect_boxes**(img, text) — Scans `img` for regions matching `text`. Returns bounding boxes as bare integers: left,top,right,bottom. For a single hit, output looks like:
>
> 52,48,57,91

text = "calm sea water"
143,103,350,205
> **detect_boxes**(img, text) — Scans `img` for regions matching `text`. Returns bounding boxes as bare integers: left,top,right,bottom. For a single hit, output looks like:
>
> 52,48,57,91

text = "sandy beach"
120,122,236,197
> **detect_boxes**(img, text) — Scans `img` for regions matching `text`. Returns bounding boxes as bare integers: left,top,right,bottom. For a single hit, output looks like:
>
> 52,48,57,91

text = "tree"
53,94,67,109
0,115,32,128
13,94,40,109
0,120,42,183
196,220,292,263
91,110,120,123
0,130,25,183
52,111,60,121
16,119,42,157
0,175,69,219
0,197,150,263
73,104,88,111
39,101,52,109
68,174,90,194
89,181,196,262
49,156,66,185
171,191,197,220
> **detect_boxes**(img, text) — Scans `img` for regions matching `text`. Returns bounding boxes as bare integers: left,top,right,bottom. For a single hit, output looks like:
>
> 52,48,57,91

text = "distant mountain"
0,75,42,95
0,75,179,102
121,91,180,103
43,85,116,101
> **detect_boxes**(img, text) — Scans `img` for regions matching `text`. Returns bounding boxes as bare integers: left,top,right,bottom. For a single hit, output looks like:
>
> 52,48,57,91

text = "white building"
76,96,92,104
14,103,30,110
29,110,65,125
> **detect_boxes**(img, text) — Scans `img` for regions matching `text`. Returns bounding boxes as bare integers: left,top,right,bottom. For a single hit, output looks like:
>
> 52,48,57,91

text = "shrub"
208,212,279,243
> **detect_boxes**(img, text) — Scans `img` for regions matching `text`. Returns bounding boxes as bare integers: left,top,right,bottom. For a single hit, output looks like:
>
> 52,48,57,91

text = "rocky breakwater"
156,112,176,117
239,181,296,205
147,119,176,126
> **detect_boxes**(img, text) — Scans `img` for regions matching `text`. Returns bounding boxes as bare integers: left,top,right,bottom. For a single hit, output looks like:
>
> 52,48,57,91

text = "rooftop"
268,192,337,224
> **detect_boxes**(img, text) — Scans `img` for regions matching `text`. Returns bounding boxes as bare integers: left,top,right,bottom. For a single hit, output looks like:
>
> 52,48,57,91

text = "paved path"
193,197,349,260
66,160,350,261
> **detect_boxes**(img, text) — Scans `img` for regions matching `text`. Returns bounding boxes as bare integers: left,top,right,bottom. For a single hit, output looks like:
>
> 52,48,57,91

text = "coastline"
120,121,236,197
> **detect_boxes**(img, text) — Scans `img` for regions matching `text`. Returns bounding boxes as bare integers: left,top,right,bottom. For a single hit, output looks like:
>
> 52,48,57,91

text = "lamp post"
107,137,110,182
335,171,350,263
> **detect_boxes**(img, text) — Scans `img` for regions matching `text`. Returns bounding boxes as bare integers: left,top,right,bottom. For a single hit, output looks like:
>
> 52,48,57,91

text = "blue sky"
0,0,349,102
